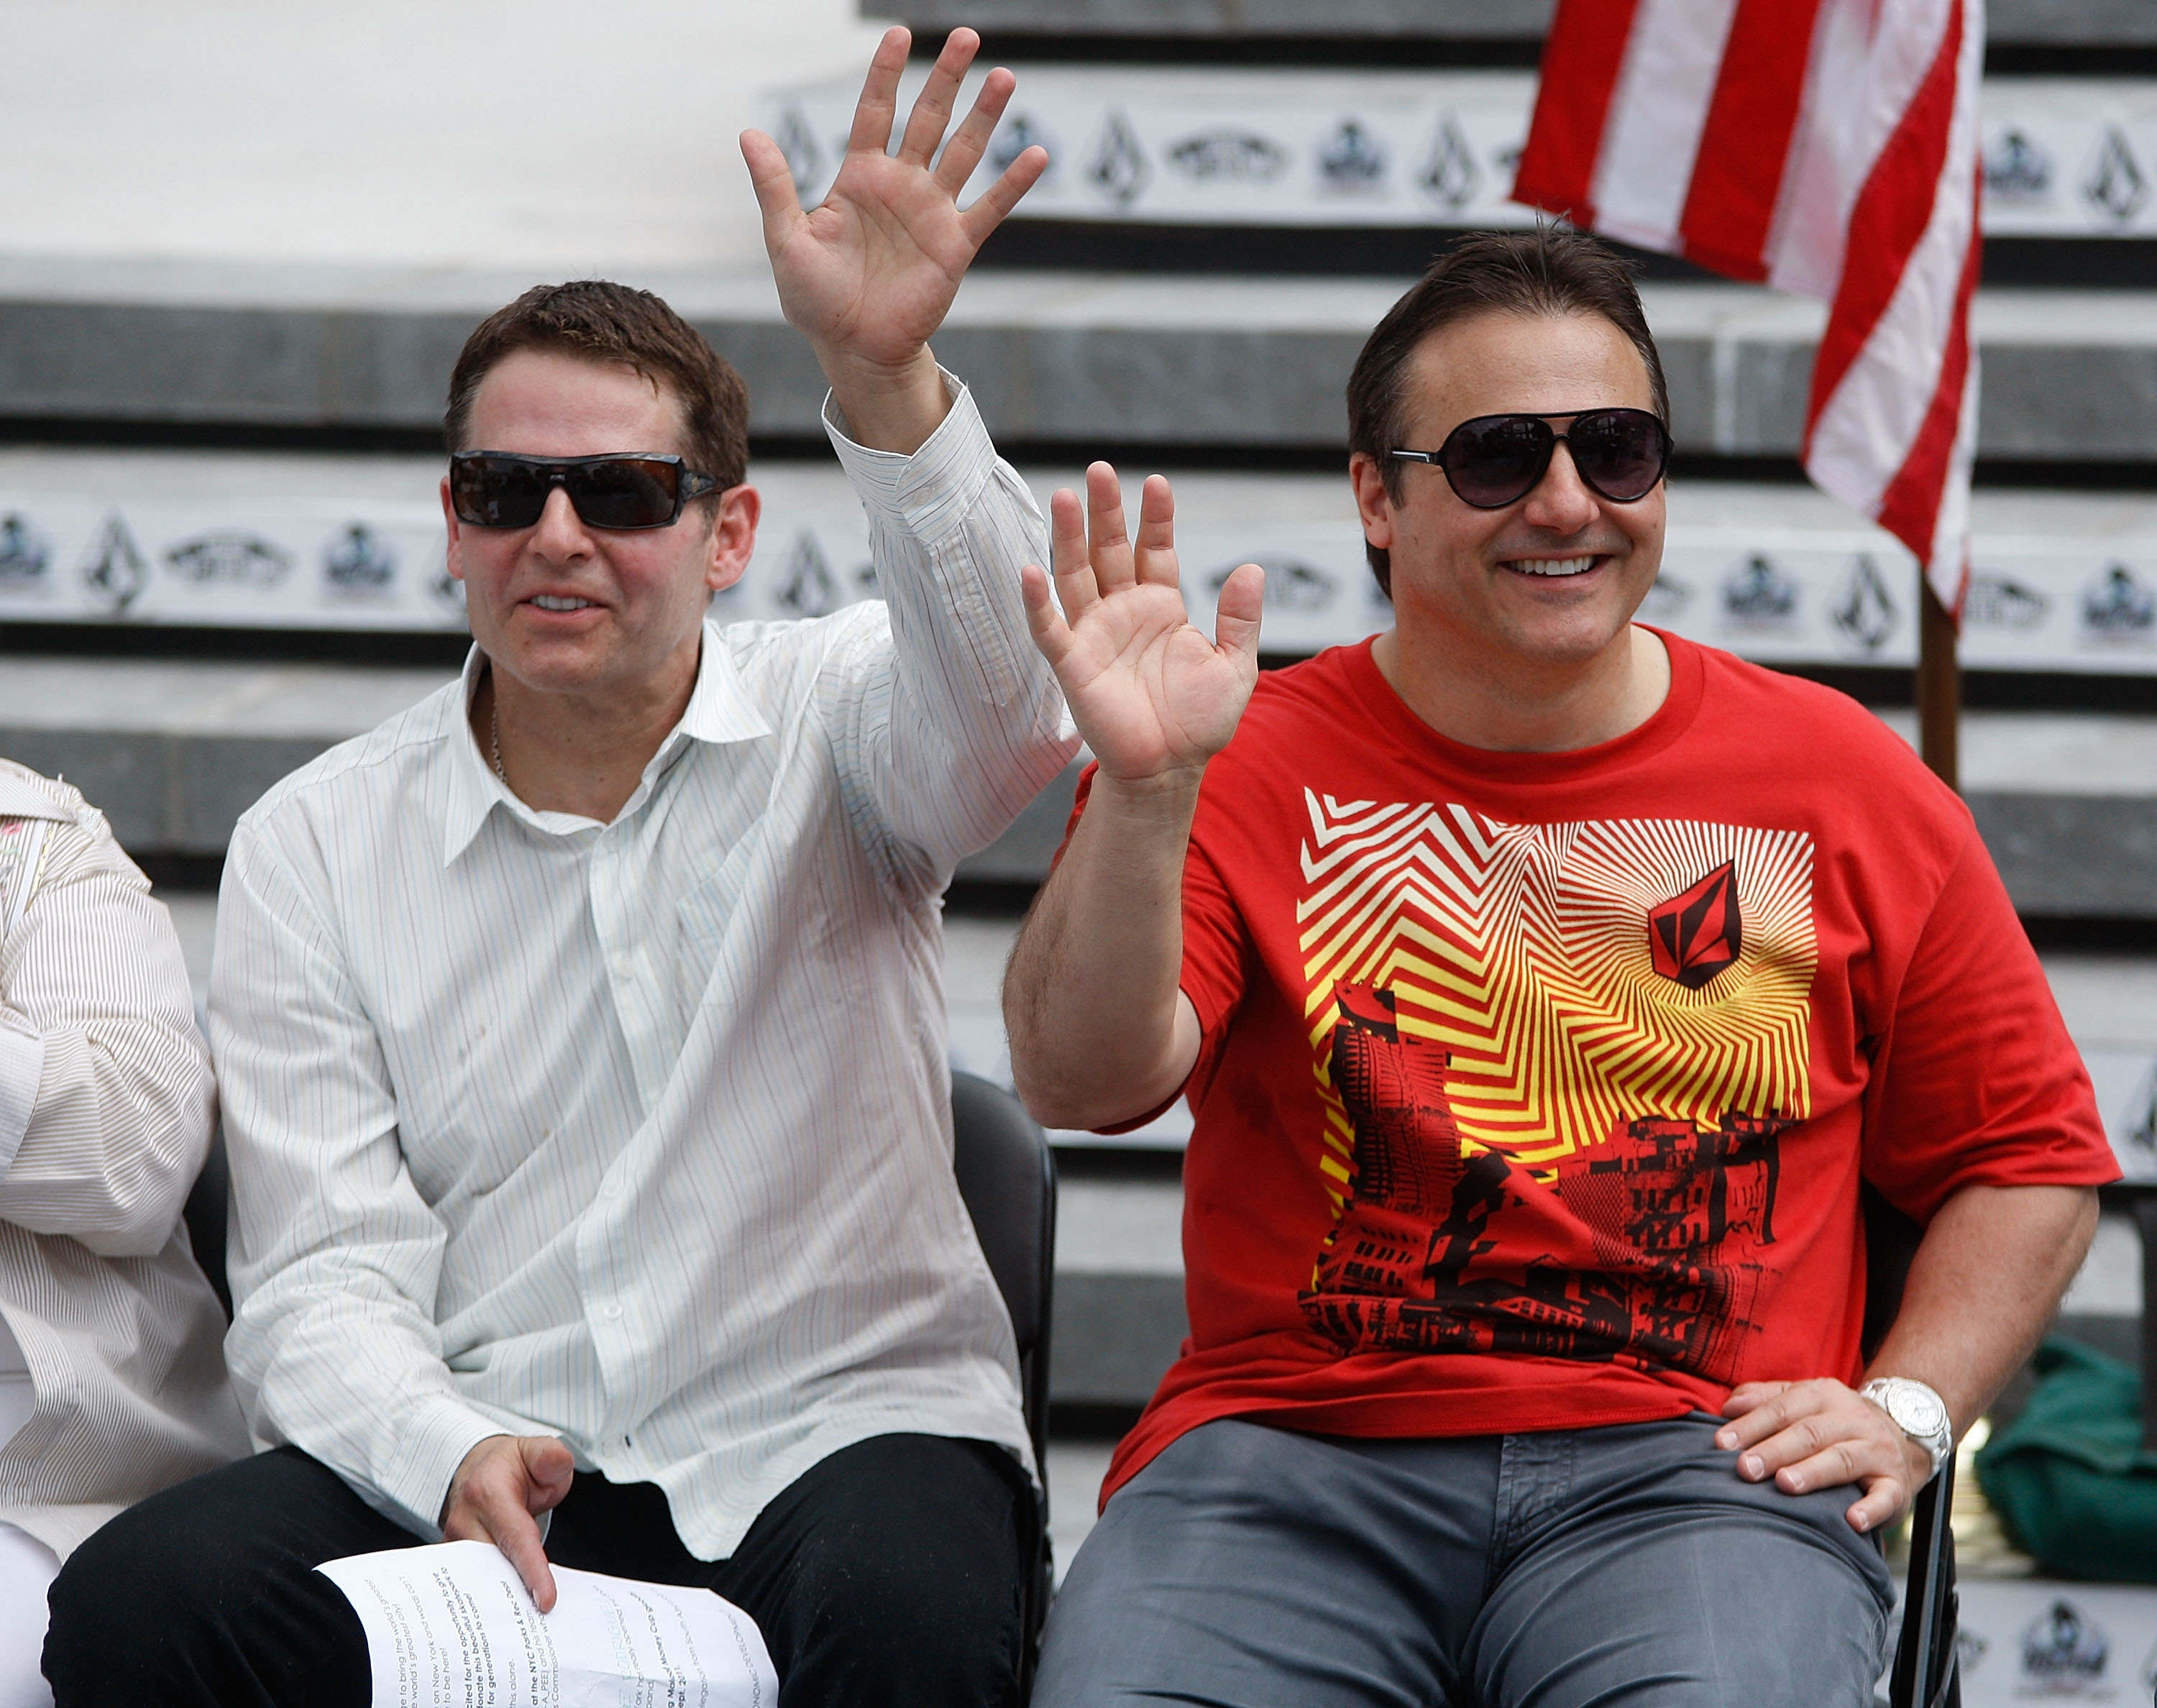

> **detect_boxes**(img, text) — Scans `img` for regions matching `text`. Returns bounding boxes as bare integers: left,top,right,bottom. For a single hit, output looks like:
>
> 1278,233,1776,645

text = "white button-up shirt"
0,761,247,1560
211,383,1078,1556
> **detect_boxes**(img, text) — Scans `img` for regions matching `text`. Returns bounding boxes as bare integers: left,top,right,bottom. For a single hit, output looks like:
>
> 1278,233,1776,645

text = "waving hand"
1021,466,1264,785
741,28,1045,448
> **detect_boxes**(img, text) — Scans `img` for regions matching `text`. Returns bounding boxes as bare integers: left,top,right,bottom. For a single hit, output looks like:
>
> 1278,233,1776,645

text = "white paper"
316,1539,777,1708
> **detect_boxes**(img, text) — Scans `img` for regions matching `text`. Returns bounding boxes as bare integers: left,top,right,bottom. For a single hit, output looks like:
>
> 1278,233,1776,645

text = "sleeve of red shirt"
1860,822,2119,1223
1054,761,1254,1132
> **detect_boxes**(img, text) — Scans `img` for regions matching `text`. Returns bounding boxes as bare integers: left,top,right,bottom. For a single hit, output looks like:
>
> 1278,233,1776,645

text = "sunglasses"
449,452,719,532
1389,408,1672,510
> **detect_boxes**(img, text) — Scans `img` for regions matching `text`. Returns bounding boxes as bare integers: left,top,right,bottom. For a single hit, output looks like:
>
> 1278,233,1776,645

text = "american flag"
1513,0,1983,618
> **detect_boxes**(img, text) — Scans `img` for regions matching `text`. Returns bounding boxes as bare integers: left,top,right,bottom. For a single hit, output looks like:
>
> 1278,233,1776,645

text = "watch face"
1886,1384,1948,1439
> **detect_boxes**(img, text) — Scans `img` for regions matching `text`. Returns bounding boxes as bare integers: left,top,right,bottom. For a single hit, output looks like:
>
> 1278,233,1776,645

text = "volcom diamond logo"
1648,862,1741,991
81,512,148,615
777,528,839,617
1831,554,1897,652
1087,111,1150,206
1418,116,1480,209
774,104,826,198
2085,127,2147,224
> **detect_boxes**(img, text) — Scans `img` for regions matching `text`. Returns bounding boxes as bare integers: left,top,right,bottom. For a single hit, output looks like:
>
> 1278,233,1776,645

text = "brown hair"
1345,227,1670,595
444,280,751,496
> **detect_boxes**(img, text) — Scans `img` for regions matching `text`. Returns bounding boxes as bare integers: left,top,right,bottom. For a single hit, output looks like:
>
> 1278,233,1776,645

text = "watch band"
1859,1377,1953,1482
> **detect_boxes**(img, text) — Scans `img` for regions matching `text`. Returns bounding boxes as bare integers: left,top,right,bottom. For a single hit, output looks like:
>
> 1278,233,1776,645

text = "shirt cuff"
0,1011,46,1181
376,1395,524,1541
823,369,1002,543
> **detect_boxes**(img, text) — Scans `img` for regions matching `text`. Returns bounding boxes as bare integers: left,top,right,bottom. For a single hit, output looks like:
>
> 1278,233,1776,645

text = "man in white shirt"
0,763,248,1708
45,29,1072,1708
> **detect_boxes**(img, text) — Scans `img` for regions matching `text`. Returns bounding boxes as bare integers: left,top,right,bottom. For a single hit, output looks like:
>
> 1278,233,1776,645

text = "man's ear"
705,485,761,595
439,475,468,583
1349,454,1395,555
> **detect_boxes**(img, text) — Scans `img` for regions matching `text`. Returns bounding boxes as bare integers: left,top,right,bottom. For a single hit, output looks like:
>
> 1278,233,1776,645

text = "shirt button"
602,1303,624,1321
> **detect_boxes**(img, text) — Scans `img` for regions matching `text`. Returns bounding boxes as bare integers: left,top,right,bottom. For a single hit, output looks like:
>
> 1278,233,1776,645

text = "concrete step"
6,258,2157,464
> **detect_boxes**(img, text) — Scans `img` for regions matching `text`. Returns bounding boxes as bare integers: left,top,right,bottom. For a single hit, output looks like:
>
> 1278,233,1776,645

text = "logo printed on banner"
1166,129,1287,183
1984,128,2054,203
1211,557,1336,615
0,513,50,584
1416,116,1480,210
1721,556,1799,625
2086,127,2149,225
777,530,841,618
323,524,397,594
774,104,825,198
165,531,291,588
990,115,1054,181
80,513,148,615
2083,564,2156,640
1636,574,1692,623
1829,554,1898,653
1964,573,2051,631
2020,1599,2110,1688
1086,110,1150,206
1317,121,1387,196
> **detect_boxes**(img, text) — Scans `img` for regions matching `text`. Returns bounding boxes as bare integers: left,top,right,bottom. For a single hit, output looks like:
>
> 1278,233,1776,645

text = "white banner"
5,492,2156,676
762,70,2157,239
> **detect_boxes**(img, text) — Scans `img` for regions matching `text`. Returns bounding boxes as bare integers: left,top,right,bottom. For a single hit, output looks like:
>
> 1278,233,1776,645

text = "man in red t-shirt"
1004,229,2115,1708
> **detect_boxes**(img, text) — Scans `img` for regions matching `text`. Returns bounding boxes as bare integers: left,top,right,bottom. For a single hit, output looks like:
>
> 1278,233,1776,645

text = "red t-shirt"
1069,633,2117,1506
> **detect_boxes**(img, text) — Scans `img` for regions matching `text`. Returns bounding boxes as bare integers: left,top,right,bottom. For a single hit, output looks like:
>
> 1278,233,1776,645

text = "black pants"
45,1433,1032,1707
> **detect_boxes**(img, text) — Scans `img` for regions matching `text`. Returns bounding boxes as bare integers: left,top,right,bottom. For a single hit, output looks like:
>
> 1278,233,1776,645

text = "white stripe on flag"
1926,357,1979,608
1589,0,1743,252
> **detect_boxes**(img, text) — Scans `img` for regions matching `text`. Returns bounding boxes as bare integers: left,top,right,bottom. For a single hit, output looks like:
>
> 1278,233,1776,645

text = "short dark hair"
444,280,751,495
1345,227,1670,595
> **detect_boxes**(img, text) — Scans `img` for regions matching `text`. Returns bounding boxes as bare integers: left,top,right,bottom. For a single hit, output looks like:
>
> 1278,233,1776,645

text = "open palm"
741,27,1045,375
1022,467,1264,784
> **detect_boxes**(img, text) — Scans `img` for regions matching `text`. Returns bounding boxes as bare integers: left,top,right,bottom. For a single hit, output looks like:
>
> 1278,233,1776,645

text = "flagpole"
1917,580,1960,794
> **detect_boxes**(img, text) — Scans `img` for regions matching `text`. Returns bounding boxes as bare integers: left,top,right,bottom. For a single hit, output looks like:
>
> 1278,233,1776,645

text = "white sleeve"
0,811,214,1257
821,375,1080,880
212,819,536,1538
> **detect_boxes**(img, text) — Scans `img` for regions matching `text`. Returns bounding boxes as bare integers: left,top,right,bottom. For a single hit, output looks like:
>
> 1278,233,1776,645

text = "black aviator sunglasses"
449,451,720,532
1390,408,1672,510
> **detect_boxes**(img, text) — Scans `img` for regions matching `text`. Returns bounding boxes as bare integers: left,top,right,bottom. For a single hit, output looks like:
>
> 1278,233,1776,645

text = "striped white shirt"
0,761,248,1560
211,382,1078,1556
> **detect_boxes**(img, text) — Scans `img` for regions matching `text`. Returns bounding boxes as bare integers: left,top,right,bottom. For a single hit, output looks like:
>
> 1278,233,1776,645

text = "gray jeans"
1035,1413,1895,1708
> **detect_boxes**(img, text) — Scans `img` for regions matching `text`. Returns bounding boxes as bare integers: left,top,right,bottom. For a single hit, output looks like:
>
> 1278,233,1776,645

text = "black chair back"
183,1121,232,1321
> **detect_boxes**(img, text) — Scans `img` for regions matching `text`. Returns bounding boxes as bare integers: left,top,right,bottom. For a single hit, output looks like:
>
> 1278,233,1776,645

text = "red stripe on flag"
1512,0,1644,226
1676,0,1826,282
1870,180,1980,590
1804,0,1964,441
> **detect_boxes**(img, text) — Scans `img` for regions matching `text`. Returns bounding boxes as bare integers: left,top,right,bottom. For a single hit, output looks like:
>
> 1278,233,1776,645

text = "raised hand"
740,27,1046,449
1020,464,1264,786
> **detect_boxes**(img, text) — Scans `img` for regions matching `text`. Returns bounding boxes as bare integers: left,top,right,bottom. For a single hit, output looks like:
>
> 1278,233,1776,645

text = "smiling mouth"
529,594,597,612
1501,554,1602,578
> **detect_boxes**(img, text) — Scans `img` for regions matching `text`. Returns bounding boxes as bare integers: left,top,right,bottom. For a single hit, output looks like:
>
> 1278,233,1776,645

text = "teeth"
1505,556,1597,577
532,594,595,611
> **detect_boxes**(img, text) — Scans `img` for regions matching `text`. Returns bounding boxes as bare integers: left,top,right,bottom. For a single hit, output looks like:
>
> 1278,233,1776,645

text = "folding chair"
1861,1185,1961,1708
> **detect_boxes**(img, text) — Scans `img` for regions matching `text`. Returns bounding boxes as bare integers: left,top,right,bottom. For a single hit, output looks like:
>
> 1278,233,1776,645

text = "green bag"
1975,1337,2157,1585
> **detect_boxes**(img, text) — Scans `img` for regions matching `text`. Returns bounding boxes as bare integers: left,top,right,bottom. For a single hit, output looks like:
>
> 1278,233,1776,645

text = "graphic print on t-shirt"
1293,791,1815,1383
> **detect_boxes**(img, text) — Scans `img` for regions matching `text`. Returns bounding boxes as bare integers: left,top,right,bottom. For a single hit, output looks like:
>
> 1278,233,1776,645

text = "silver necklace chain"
490,699,507,783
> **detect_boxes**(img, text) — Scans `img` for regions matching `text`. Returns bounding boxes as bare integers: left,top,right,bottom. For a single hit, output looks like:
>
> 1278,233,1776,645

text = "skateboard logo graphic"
1648,861,1742,991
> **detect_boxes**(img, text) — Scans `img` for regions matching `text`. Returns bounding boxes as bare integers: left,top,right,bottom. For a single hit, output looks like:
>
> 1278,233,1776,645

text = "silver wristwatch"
1859,1377,1954,1482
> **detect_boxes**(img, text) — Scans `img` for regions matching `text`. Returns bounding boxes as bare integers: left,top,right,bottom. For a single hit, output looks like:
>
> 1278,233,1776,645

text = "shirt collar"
0,771,69,823
441,624,773,866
